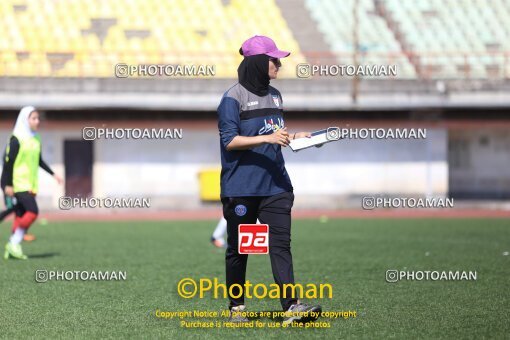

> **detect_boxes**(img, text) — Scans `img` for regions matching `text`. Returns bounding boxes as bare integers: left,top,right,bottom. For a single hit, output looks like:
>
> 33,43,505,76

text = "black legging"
222,191,297,311
14,191,39,217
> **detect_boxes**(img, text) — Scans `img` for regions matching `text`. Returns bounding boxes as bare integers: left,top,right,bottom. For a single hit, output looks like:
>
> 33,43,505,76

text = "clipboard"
288,127,342,152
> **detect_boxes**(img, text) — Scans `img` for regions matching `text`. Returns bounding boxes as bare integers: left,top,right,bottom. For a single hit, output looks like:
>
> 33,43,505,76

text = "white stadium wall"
449,129,510,199
0,125,451,210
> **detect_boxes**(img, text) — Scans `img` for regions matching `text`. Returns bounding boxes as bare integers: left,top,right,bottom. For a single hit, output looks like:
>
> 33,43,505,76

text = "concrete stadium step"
274,0,333,63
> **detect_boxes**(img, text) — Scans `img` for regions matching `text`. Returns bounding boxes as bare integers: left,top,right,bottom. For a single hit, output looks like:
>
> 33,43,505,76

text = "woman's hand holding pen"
266,129,312,147
266,127,291,147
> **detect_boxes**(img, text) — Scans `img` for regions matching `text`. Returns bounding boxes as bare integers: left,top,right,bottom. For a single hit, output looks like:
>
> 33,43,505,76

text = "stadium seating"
305,0,510,79
394,0,510,78
0,0,305,78
1,0,509,79
306,0,418,78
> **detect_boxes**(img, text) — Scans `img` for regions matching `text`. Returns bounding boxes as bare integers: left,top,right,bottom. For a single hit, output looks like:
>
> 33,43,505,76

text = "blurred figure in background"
211,216,262,249
2,106,62,260
211,217,227,248
1,147,36,242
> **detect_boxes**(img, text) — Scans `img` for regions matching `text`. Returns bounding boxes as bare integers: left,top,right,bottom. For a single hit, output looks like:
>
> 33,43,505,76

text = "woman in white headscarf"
1,106,62,260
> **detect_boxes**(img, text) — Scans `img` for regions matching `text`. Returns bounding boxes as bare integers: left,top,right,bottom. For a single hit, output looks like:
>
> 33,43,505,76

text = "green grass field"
0,218,509,339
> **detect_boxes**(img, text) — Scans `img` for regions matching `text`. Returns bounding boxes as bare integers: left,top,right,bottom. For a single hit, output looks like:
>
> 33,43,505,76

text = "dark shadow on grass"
28,252,60,259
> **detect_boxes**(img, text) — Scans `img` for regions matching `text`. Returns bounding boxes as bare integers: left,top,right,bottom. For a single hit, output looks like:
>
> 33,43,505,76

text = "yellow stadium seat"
2,0,303,78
